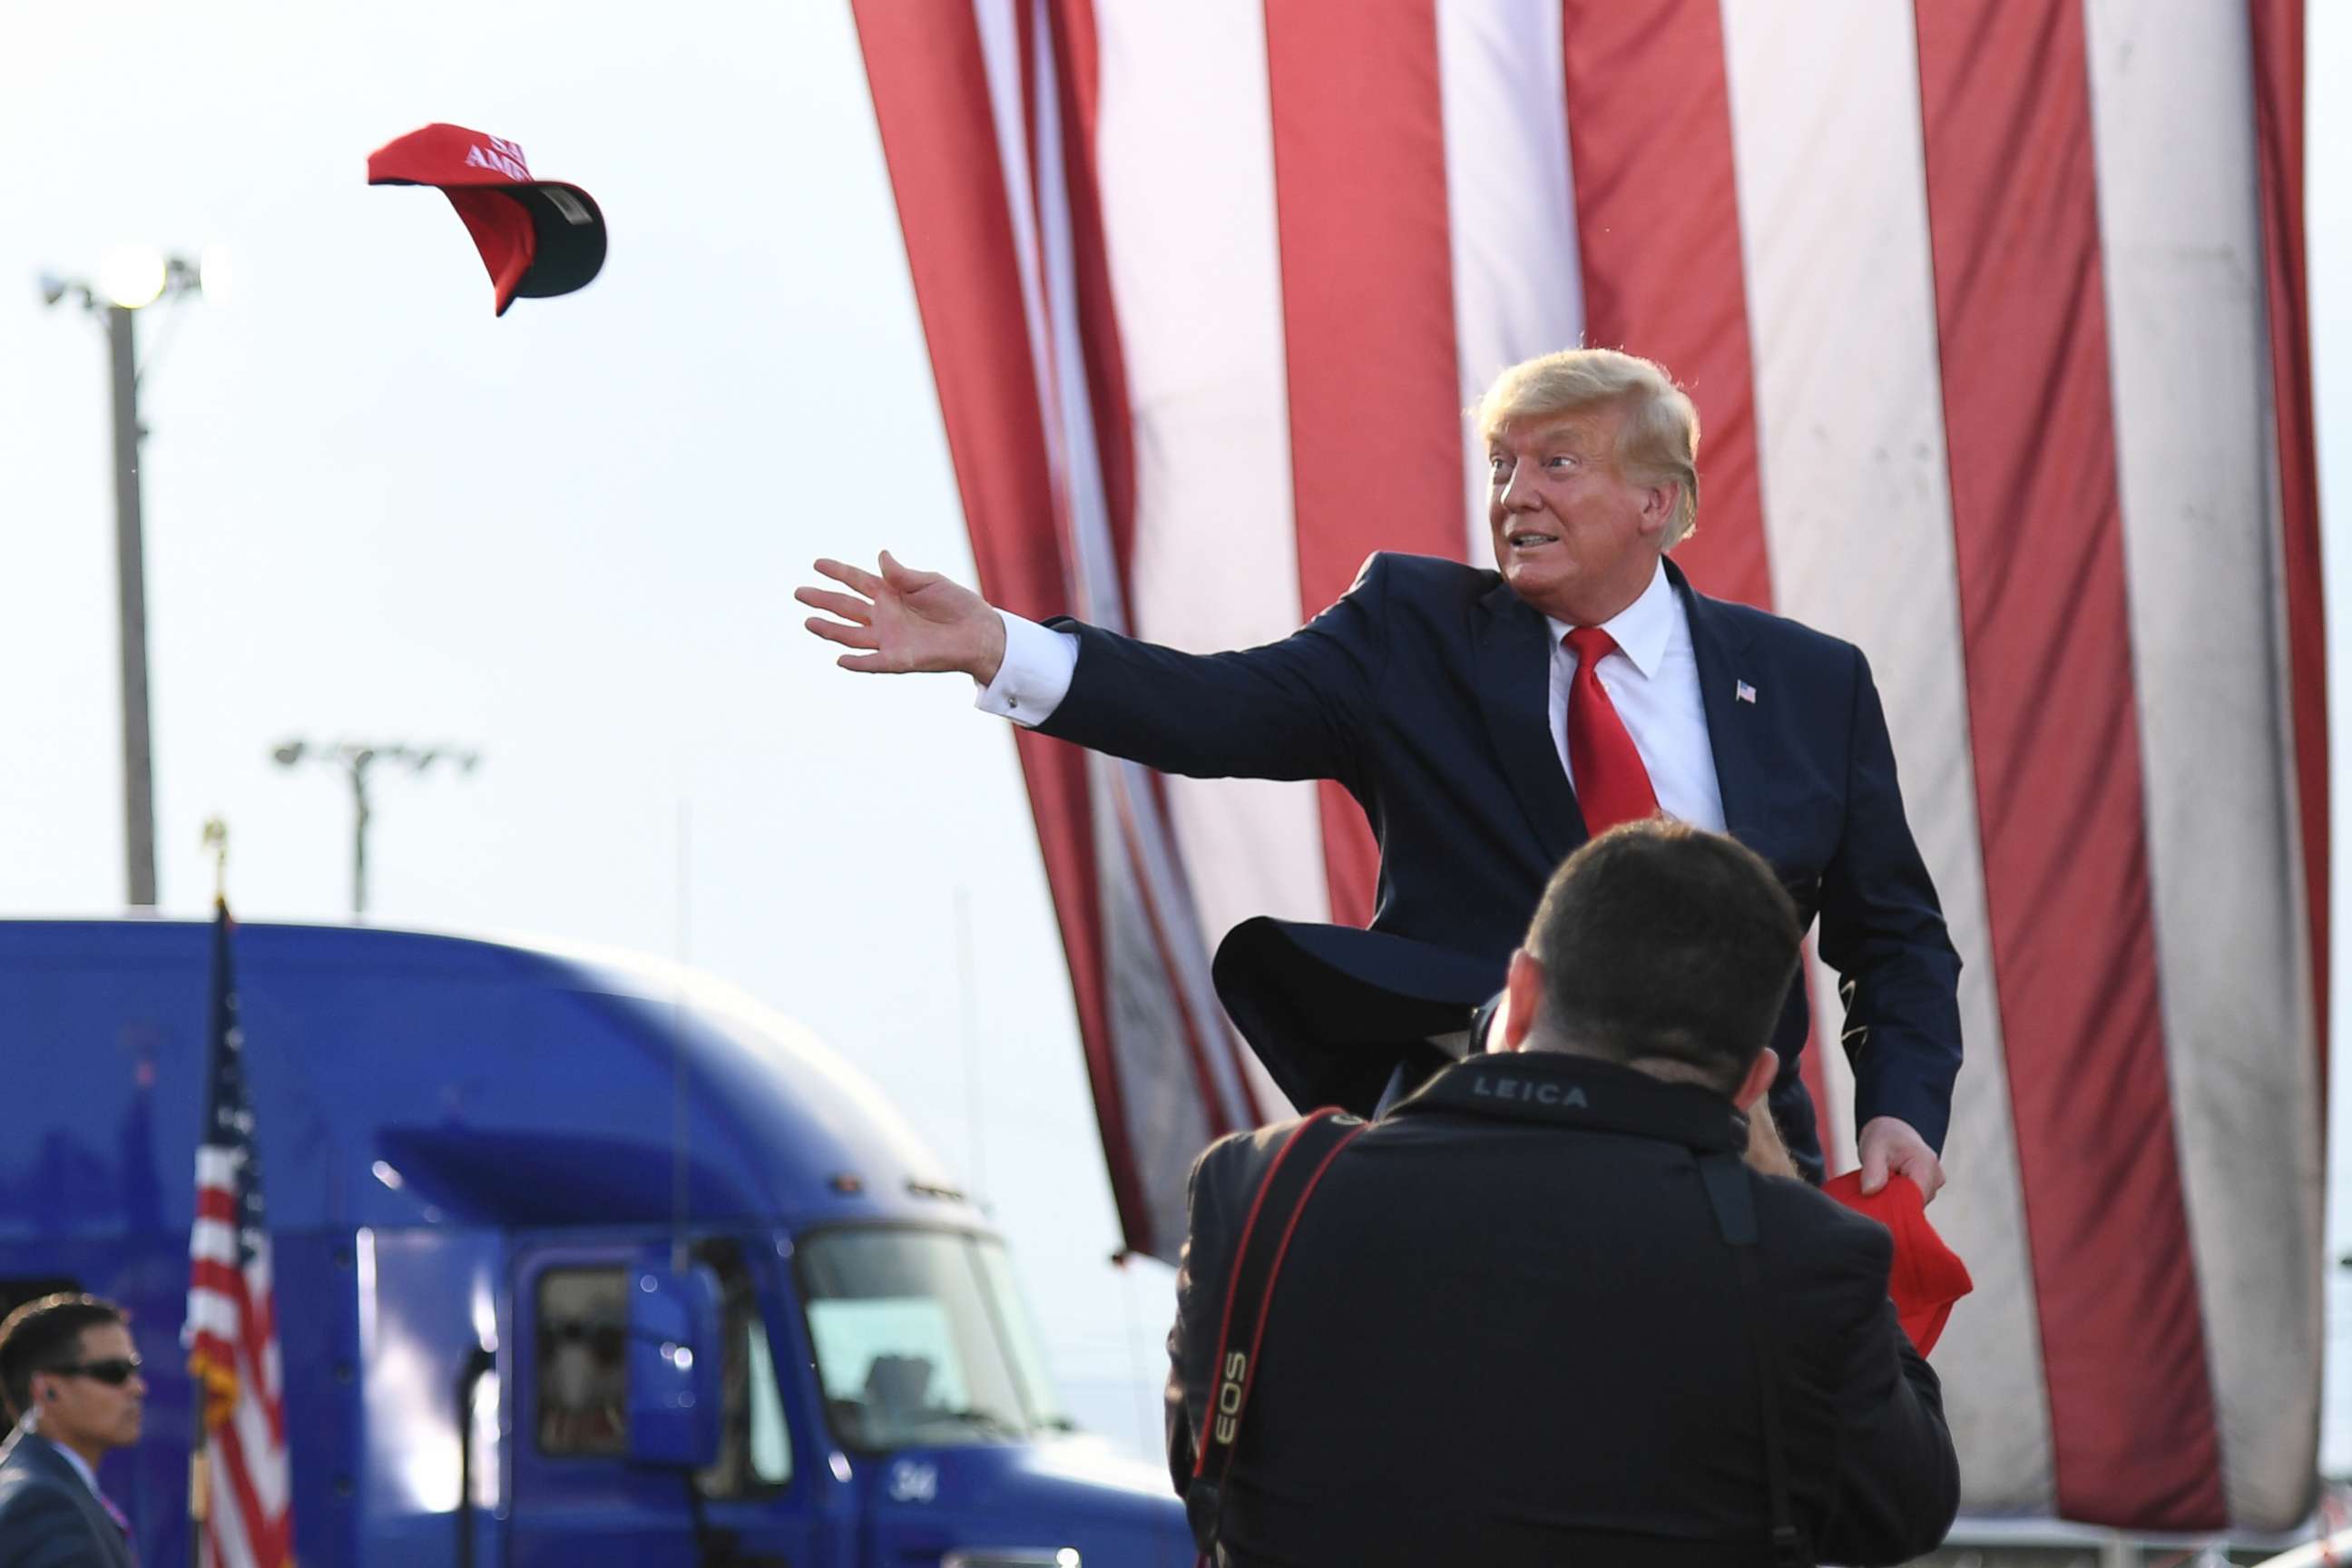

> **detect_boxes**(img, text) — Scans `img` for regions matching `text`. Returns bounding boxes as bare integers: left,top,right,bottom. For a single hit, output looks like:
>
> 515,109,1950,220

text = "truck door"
510,1239,826,1568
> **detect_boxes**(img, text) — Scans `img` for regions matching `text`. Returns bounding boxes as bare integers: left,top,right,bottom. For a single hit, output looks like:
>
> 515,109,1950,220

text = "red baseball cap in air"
368,123,606,315
1822,1171,1974,1357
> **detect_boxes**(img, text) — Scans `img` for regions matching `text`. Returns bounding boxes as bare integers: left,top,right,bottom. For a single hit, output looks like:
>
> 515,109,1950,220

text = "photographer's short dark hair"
1525,819,1801,1093
0,1293,126,1422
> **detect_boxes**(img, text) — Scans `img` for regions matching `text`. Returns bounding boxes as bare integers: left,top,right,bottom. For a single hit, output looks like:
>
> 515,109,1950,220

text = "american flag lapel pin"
1735,680,1758,705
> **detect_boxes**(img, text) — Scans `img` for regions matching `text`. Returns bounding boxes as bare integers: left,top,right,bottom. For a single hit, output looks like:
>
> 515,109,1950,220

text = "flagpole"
188,818,228,1568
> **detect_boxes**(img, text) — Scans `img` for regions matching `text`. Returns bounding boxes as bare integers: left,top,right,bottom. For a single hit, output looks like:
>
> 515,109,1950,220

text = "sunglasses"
49,1357,143,1387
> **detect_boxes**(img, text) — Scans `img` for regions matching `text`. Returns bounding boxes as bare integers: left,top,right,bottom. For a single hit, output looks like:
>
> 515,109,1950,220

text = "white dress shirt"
50,1435,102,1501
975,558,1726,832
1544,561,1727,832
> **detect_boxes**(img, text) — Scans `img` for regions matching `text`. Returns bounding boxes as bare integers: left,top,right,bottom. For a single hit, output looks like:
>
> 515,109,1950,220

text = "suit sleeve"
1808,1233,1963,1566
1041,555,1388,792
1816,646,1965,1152
0,1483,113,1568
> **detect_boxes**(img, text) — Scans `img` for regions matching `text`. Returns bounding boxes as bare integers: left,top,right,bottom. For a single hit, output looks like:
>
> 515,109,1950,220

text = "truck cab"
0,919,1187,1566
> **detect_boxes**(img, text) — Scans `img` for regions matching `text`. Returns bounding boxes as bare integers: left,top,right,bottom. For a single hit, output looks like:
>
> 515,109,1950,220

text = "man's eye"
1546,455,1577,469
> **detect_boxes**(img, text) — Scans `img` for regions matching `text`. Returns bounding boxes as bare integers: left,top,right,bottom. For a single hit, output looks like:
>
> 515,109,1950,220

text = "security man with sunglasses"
0,1293,144,1568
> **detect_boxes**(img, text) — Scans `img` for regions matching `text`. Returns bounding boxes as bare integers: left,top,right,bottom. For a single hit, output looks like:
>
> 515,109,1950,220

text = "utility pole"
270,740,480,916
39,250,206,907
108,304,156,907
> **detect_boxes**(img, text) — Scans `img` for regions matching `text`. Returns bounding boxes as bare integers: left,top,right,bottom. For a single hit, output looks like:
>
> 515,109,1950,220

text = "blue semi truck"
0,918,1190,1566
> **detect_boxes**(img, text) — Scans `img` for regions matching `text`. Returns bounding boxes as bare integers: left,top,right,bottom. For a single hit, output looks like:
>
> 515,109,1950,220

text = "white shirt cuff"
975,609,1079,728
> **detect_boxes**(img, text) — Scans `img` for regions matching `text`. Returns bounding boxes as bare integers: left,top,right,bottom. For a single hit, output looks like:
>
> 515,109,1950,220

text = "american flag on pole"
184,897,295,1567
851,0,2324,1535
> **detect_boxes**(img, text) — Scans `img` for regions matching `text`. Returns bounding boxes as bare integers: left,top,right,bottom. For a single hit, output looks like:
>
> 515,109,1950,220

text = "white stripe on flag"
1025,2,1259,1132
2082,0,2322,1528
1717,0,2053,1508
1435,0,1583,563
196,1146,240,1188
207,1440,258,1568
191,1220,238,1266
187,1290,240,1344
1801,956,1857,1176
1093,0,1330,963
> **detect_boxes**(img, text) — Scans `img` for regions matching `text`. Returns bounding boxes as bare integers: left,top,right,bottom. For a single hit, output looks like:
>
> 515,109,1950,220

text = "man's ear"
1733,1047,1779,1112
1499,948,1546,1053
1637,482,1678,535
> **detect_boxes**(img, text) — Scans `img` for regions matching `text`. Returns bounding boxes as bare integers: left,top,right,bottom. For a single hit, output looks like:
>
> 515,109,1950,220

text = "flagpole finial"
201,817,228,903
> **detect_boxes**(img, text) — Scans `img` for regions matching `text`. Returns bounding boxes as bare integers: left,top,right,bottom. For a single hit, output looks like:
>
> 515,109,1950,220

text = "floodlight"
97,246,168,309
197,246,230,306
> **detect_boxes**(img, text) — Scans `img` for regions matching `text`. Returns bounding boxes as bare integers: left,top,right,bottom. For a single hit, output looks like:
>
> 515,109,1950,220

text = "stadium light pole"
270,740,482,917
38,248,209,908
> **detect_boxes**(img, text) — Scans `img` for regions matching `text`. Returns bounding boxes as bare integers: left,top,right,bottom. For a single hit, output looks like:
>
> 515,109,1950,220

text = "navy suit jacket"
1038,552,1963,1171
0,1430,135,1568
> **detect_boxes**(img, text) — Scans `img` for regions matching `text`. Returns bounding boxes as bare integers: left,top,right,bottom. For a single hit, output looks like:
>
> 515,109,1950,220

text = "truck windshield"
799,1227,1069,1453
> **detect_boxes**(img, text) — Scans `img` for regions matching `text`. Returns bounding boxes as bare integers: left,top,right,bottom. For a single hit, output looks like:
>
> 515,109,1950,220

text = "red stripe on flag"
1559,0,1769,610
1557,2,1828,1125
1913,0,2225,1527
1261,0,1464,928
852,0,1153,1251
195,1248,285,1449
196,1187,237,1223
1111,784,1236,1142
192,1258,245,1300
2248,0,2328,1087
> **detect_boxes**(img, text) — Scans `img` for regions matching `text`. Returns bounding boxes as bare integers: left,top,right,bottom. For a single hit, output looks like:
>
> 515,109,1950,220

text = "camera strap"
1699,1150,1814,1568
1184,1107,1369,1557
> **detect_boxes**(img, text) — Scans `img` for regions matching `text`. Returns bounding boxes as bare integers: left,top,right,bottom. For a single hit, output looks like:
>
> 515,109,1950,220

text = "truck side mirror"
624,1259,722,1470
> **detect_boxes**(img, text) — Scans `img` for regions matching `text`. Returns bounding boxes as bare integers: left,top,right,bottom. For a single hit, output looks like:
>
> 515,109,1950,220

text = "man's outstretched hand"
797,553,1007,683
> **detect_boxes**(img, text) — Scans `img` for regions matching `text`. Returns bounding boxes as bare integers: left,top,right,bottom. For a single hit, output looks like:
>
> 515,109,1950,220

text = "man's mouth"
1506,531,1558,550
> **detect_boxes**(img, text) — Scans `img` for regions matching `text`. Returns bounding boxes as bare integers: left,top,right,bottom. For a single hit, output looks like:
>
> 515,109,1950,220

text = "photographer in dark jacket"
1167,820,1959,1566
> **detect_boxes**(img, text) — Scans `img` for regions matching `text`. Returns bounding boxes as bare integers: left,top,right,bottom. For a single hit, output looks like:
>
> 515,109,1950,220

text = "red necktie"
1563,626,1659,835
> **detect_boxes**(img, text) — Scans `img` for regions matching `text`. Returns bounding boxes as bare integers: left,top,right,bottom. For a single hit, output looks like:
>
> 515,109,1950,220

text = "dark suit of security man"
797,347,1961,1198
1166,822,1960,1566
0,1295,145,1568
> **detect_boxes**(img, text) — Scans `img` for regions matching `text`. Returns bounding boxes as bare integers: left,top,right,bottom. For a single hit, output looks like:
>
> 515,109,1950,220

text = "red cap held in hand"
1822,1171,1973,1357
368,123,605,315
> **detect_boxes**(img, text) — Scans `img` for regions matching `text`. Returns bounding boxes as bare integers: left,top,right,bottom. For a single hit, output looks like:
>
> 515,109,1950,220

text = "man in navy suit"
799,348,1960,1196
0,1294,144,1568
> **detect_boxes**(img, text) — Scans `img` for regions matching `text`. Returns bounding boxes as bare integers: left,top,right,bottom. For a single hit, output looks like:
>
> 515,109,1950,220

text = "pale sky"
2,0,2346,1481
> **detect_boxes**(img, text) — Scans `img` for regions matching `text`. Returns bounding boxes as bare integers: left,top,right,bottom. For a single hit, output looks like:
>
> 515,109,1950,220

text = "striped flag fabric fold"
855,0,2325,1532
183,897,295,1568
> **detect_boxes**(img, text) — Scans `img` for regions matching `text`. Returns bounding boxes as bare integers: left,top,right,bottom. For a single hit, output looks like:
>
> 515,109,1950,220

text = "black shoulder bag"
1699,1149,1813,1568
1183,1107,1369,1556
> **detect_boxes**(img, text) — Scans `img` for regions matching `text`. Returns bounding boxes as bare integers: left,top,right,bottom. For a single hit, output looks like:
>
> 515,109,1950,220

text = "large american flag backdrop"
851,0,2327,1533
184,899,295,1568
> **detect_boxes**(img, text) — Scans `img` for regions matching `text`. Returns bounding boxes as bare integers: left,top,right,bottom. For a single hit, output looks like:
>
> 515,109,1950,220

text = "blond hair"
1473,348,1701,547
